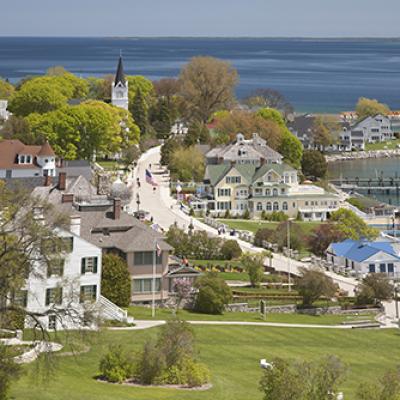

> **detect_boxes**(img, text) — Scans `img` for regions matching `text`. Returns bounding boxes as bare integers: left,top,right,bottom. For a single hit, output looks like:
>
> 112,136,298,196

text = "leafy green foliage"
220,240,242,260
241,253,265,288
297,268,337,306
259,355,345,400
168,146,205,182
330,209,379,240
179,56,238,122
307,224,345,257
356,97,390,120
278,129,303,169
194,272,232,314
166,226,239,260
356,368,400,400
301,150,327,179
101,254,131,307
130,87,148,136
99,345,134,383
0,344,22,400
0,78,15,100
356,273,394,305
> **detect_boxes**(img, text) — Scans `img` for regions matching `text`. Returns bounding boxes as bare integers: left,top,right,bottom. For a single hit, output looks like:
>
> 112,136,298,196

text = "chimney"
58,172,66,191
113,198,121,220
44,175,52,187
70,215,81,236
62,193,74,203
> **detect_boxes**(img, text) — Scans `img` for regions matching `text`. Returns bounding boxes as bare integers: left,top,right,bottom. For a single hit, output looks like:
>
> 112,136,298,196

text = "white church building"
111,56,128,110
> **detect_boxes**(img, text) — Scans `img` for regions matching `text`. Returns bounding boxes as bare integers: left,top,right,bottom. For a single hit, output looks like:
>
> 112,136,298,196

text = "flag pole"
152,239,156,318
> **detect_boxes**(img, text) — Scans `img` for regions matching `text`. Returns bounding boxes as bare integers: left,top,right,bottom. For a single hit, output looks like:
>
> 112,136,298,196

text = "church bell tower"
111,55,128,110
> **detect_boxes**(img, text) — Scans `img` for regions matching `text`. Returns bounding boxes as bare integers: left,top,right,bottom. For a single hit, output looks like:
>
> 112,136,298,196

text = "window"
133,278,161,293
369,264,375,273
47,259,64,277
45,288,62,306
13,290,28,307
80,285,97,303
273,188,278,196
226,176,241,184
292,202,296,208
217,201,231,211
81,257,98,274
388,263,394,275
281,188,285,194
379,263,386,273
48,315,57,330
305,201,309,206
134,251,162,265
255,188,262,195
273,202,279,211
282,202,288,211
256,202,262,211
61,237,73,253
20,155,25,163
217,188,231,197
265,189,270,196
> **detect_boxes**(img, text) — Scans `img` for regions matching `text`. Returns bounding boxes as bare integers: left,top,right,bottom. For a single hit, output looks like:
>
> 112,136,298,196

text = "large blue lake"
1,37,400,113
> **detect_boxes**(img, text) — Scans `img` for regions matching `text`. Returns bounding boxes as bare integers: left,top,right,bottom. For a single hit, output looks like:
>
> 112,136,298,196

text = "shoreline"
326,149,400,163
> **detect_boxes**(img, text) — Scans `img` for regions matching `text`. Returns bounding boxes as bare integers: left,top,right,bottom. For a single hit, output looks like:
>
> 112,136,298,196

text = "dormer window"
18,154,32,164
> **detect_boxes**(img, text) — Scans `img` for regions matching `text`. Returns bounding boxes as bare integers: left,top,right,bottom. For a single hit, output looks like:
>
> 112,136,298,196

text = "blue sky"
2,0,400,37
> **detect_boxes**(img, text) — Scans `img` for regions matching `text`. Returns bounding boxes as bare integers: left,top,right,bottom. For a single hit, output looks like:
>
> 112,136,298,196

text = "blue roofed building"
326,238,400,279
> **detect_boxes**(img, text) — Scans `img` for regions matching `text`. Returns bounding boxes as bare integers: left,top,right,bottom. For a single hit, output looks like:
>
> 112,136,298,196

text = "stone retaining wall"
226,303,381,315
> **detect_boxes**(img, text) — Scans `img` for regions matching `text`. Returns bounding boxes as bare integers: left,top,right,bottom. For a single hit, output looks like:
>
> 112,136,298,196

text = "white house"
0,140,56,179
0,100,10,121
19,216,103,331
326,238,400,279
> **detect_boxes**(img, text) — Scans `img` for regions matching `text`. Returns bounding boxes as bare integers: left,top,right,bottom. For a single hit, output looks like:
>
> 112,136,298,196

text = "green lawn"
127,306,372,325
216,219,323,234
97,160,124,170
11,325,400,400
365,138,400,151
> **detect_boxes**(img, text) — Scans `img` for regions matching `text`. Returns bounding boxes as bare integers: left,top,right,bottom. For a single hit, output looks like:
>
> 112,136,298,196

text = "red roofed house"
0,139,57,179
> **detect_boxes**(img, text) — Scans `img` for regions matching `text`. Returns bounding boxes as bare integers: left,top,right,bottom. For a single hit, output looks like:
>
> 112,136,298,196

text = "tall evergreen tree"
152,98,172,138
130,88,148,136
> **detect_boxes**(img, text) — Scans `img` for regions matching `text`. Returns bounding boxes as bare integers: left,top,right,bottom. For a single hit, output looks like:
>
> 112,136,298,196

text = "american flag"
145,169,158,186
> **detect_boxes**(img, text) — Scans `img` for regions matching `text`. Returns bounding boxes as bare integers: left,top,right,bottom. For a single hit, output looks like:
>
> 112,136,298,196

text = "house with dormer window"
0,139,56,179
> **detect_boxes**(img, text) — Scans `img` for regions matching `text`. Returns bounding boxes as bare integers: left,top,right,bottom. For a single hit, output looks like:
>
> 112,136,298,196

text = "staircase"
98,295,132,323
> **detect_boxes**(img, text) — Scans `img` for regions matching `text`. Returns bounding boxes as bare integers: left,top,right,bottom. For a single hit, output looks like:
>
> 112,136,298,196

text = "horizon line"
1,35,400,40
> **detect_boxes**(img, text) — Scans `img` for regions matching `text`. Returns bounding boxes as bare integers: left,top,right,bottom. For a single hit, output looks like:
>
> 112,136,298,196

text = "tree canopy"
356,97,390,120
179,56,238,122
0,78,15,99
330,209,379,240
301,150,327,179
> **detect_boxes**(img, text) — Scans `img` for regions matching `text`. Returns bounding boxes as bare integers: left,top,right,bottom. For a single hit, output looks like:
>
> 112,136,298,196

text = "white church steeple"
111,55,128,110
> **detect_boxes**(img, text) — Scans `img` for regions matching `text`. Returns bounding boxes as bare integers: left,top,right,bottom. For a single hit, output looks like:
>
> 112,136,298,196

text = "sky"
2,0,400,37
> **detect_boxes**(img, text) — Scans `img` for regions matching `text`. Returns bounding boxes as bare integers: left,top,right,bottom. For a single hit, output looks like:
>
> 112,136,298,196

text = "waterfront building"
201,134,340,221
0,100,10,121
0,139,56,179
111,56,128,110
327,238,400,279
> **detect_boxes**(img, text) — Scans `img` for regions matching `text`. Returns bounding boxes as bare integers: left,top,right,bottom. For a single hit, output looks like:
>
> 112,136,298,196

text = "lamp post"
395,285,399,320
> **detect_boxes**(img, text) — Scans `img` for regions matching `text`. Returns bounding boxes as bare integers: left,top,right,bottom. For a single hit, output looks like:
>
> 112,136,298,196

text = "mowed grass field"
11,326,400,400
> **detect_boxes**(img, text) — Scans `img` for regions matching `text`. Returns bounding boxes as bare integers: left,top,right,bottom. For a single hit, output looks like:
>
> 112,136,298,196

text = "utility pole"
287,220,291,292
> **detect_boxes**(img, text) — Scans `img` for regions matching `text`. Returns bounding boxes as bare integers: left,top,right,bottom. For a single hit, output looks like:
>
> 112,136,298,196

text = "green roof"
231,164,257,183
205,165,231,186
252,163,295,182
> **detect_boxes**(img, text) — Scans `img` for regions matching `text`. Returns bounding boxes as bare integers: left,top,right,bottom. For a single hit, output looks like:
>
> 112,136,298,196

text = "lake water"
328,157,400,205
1,37,400,112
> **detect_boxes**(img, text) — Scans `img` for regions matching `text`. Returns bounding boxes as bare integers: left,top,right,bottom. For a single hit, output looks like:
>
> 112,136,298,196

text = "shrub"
101,254,131,307
179,357,210,387
223,209,231,219
99,345,134,383
254,227,275,247
134,339,162,385
220,240,242,260
242,209,250,219
241,253,265,288
356,273,393,305
194,272,232,314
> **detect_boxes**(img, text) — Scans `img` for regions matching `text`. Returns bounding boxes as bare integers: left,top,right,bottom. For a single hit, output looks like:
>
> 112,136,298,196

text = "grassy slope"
365,138,400,151
216,219,322,234
11,326,400,400
127,306,372,325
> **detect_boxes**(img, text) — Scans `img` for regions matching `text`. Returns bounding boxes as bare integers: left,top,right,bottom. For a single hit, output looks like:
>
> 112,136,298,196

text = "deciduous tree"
0,78,15,99
169,146,205,182
296,267,337,306
301,150,328,179
356,97,390,119
307,224,345,257
179,56,238,122
244,88,293,116
356,273,394,305
278,129,303,169
241,253,265,288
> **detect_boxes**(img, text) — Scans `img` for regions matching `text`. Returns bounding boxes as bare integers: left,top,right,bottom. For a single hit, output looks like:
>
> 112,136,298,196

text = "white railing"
98,295,128,322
